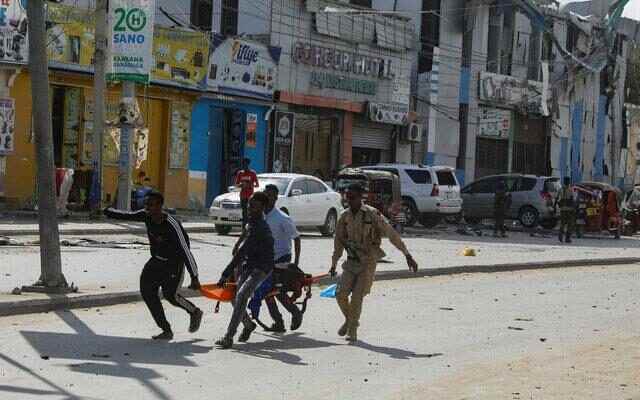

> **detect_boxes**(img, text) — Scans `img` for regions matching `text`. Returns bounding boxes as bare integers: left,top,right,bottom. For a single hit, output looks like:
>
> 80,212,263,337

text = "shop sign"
273,112,295,173
310,71,376,95
0,0,27,64
246,113,257,148
0,97,15,155
293,42,395,80
207,36,281,100
478,107,511,139
107,0,155,83
479,72,546,115
152,26,209,88
368,102,410,126
47,4,95,68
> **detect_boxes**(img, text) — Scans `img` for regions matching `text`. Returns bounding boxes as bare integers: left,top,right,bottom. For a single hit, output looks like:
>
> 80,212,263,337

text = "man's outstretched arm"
103,207,147,222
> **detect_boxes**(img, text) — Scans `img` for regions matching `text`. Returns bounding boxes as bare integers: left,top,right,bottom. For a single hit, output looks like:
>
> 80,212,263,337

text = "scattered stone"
91,353,110,359
364,379,368,383
11,287,22,295
514,318,533,322
439,307,455,311
100,286,106,289
540,338,547,342
40,355,49,360
124,353,130,356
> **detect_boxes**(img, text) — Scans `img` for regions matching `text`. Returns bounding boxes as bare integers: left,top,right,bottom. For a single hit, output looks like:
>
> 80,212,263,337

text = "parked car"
461,174,560,228
209,173,343,236
360,164,462,227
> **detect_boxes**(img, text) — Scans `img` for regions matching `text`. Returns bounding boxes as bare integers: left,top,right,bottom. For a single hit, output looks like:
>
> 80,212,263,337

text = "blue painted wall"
570,101,584,183
189,98,270,205
593,95,607,180
559,137,569,181
459,67,471,105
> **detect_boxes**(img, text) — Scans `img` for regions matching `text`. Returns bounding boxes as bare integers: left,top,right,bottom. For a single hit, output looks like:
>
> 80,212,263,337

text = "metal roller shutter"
352,120,392,150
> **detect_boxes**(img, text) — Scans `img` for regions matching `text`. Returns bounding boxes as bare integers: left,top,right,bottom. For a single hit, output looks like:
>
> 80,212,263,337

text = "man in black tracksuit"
104,191,203,340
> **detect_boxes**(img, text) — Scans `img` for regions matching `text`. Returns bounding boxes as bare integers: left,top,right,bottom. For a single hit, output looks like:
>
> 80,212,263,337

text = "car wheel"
419,214,442,228
319,210,337,237
401,198,418,227
215,225,232,235
540,219,557,230
518,206,539,228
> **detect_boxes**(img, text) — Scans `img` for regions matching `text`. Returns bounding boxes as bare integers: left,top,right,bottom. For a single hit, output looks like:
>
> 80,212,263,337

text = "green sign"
310,71,377,95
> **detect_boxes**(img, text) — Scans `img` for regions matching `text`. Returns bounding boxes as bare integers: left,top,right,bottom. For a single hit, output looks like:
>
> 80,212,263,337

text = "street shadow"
229,332,343,366
354,341,444,361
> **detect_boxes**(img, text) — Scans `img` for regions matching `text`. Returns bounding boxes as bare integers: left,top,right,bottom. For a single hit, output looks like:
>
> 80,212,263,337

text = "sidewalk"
1,230,639,317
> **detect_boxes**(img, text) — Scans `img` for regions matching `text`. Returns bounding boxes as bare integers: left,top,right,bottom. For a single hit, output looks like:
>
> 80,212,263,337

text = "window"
517,177,537,192
418,0,440,73
405,169,432,184
467,178,497,194
350,0,371,7
221,0,238,37
436,171,457,186
306,180,327,194
290,180,308,196
190,0,213,30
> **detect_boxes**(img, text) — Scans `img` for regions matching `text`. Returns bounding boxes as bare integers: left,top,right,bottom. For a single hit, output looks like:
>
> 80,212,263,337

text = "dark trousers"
241,198,249,230
494,208,506,234
266,255,302,324
559,209,575,238
226,269,267,339
140,258,198,332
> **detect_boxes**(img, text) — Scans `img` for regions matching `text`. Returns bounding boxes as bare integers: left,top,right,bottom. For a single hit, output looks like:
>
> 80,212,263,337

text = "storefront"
476,72,550,178
270,0,416,177
188,36,281,209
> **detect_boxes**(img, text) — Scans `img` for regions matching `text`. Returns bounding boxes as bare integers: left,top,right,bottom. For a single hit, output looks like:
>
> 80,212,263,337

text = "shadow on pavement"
230,332,343,366
354,341,443,361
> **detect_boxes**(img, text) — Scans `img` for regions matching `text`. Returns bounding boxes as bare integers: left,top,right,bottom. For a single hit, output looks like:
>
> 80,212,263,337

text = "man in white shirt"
236,184,303,332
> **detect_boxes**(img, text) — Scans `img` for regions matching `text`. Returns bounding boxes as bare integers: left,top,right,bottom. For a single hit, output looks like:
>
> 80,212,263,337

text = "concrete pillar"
342,111,353,166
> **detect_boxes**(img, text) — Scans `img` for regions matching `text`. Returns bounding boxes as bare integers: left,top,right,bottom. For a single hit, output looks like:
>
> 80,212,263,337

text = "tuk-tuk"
335,168,402,221
622,185,640,235
574,181,623,239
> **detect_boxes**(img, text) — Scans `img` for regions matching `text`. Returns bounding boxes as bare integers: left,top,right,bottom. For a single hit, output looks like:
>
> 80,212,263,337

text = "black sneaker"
215,336,233,349
268,321,286,333
152,330,174,341
238,321,257,342
291,312,303,331
189,309,203,333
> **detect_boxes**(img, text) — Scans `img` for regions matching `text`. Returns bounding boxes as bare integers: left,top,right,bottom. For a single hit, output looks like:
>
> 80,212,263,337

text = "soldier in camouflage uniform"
493,179,511,238
555,177,577,243
329,184,418,342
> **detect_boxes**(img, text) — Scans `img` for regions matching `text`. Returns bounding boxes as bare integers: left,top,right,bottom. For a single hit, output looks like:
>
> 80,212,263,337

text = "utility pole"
116,81,135,211
92,0,108,214
25,0,69,291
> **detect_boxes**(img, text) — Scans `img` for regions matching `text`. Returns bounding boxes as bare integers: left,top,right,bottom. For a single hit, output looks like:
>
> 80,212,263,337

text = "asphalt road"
1,264,639,399
2,230,639,295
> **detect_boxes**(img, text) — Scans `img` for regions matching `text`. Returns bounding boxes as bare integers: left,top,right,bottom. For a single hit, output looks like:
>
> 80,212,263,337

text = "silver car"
461,174,561,228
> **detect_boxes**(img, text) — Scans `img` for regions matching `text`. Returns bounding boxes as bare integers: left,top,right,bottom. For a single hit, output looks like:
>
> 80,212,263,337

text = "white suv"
362,164,462,227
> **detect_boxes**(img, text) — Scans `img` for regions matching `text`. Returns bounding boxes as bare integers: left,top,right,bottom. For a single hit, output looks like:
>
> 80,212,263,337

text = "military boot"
565,233,572,243
346,324,358,343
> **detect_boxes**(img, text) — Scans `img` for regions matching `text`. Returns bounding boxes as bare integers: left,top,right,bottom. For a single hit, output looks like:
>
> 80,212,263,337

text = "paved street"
1,228,639,297
1,265,639,399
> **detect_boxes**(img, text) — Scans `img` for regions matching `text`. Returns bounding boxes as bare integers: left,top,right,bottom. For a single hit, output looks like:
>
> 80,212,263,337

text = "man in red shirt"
235,158,259,229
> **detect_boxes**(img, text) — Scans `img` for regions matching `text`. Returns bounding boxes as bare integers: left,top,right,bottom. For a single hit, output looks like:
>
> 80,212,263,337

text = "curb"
1,226,219,237
2,257,639,318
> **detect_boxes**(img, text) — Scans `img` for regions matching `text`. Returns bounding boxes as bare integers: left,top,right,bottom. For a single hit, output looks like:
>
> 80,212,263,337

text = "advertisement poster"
152,26,209,88
207,35,281,100
107,0,155,83
0,0,27,64
478,107,511,139
169,102,191,169
0,98,16,155
47,3,95,67
82,92,122,164
273,112,294,173
246,113,257,148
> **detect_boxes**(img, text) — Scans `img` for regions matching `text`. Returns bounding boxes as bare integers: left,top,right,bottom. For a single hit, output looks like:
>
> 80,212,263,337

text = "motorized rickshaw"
622,185,640,235
335,168,402,222
574,181,623,239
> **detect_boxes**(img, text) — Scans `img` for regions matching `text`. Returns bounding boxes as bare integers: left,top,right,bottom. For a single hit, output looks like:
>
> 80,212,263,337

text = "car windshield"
257,177,292,194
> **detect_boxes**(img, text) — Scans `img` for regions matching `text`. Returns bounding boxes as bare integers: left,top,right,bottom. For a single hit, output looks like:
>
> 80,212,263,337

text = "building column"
341,111,353,166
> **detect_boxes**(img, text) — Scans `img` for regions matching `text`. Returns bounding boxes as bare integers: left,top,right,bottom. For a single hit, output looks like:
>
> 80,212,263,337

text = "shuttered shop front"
352,119,393,165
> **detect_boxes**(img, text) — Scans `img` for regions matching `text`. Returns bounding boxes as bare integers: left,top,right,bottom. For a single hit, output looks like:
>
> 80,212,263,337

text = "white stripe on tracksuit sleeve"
167,215,199,278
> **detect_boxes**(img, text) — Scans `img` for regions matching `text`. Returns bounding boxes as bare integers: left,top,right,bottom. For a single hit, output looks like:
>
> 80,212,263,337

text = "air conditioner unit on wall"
401,123,422,143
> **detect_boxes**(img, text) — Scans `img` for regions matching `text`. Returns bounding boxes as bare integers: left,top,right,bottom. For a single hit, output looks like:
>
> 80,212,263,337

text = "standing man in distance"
329,184,418,342
235,158,259,230
242,184,303,332
104,191,203,341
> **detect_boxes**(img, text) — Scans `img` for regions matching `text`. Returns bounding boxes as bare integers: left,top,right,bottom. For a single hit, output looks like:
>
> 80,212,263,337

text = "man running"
104,191,203,341
216,192,274,349
235,158,259,229
243,184,303,333
330,184,418,342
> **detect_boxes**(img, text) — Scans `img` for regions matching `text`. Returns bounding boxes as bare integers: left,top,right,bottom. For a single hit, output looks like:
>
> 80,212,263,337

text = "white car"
362,164,463,227
209,173,343,236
